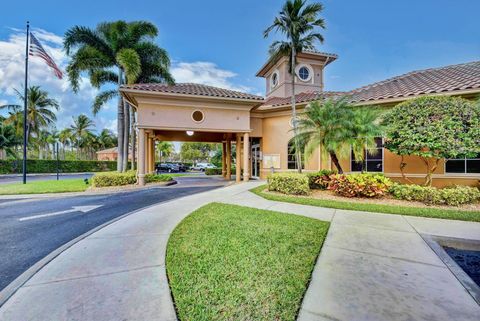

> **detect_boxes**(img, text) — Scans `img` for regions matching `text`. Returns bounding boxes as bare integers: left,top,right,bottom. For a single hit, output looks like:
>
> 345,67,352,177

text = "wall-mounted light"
186,131,194,136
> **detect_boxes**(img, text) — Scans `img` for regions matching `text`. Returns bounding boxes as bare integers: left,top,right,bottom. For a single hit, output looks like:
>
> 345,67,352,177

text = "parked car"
192,163,216,171
156,163,180,173
176,163,189,172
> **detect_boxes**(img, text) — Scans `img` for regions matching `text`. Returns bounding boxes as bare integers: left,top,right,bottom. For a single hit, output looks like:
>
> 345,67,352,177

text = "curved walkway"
0,181,479,321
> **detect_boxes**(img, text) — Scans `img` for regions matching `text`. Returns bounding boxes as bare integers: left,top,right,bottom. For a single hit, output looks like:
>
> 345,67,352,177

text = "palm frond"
93,90,118,115
116,48,141,84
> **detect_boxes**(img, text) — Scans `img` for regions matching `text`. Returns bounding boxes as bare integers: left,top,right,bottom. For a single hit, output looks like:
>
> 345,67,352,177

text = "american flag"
29,33,63,79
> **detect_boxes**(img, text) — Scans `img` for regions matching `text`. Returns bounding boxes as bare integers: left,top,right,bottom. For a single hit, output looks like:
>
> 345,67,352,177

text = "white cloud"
0,27,112,132
171,61,253,93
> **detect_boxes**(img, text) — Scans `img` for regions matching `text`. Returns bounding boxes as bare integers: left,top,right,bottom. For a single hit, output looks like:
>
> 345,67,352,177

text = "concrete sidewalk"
0,182,479,320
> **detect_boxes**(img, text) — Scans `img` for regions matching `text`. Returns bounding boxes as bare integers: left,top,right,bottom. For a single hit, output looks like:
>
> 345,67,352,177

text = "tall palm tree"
264,0,326,173
295,97,383,173
157,141,174,163
64,20,173,172
70,114,94,158
0,86,59,142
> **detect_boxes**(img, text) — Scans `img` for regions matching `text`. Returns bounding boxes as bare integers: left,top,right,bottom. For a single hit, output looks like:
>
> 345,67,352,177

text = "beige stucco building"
121,51,480,187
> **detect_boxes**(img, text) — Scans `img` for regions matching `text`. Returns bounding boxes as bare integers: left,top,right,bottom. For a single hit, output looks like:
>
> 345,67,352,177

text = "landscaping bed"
166,202,329,321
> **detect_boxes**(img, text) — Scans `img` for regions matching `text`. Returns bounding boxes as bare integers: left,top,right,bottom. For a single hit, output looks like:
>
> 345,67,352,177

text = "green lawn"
251,185,480,222
0,179,90,195
166,202,329,321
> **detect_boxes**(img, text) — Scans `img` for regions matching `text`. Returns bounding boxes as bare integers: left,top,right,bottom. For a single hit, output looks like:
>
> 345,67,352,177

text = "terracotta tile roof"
257,91,344,110
121,83,264,101
96,147,117,154
349,61,480,103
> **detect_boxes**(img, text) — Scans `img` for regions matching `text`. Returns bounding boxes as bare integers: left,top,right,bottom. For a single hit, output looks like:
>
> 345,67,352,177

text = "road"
0,176,227,291
0,173,94,184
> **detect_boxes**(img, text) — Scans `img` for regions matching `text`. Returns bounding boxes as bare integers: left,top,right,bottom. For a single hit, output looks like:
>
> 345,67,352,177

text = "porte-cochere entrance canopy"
120,83,264,185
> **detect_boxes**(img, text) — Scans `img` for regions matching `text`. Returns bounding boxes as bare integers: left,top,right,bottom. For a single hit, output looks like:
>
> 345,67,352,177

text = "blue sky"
1,0,479,131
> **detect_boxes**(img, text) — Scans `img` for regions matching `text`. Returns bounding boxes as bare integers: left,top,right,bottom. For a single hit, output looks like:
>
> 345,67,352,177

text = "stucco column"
150,139,156,173
236,134,241,183
221,142,226,177
243,132,249,181
226,139,231,180
138,128,146,186
146,136,151,174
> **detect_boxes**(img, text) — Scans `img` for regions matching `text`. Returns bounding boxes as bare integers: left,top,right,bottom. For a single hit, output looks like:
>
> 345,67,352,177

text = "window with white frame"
351,137,383,172
445,154,480,174
287,141,305,170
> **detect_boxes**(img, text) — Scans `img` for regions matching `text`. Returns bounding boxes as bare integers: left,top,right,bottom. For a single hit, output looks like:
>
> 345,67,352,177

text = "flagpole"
23,21,29,184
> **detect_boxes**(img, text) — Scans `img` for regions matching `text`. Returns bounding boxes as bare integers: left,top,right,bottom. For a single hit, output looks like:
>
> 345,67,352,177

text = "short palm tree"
0,86,59,141
295,97,383,173
58,128,72,159
64,20,173,171
264,0,326,173
0,122,21,158
98,129,117,149
70,114,94,158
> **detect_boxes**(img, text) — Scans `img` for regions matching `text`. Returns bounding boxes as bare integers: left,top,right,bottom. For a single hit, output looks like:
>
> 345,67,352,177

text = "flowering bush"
268,173,310,195
306,169,337,189
328,173,393,198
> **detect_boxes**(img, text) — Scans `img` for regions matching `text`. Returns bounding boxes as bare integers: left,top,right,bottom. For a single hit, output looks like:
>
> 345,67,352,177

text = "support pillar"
243,132,249,181
150,139,156,173
138,129,146,186
221,142,226,177
236,134,241,183
226,138,231,180
146,137,152,174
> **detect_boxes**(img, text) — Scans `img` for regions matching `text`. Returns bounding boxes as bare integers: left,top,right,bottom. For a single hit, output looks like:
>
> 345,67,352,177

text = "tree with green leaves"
157,141,174,164
58,128,73,159
0,86,59,142
383,96,480,186
63,20,173,171
98,129,117,149
180,143,217,164
295,97,383,173
264,0,326,173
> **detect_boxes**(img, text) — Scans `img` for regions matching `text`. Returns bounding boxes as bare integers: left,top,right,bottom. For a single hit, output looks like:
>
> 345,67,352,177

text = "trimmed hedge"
328,173,393,198
0,159,122,174
91,171,137,187
145,173,173,183
267,173,310,195
92,171,174,187
205,168,222,175
390,184,480,206
307,170,337,189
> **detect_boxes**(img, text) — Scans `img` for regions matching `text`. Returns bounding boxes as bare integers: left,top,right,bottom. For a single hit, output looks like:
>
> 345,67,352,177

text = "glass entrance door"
251,142,261,179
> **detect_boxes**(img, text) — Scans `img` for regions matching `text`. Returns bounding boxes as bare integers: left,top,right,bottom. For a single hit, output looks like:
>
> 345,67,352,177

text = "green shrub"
307,169,337,189
0,159,123,174
267,173,310,195
390,184,480,206
145,173,173,183
91,171,137,187
329,173,393,198
205,168,222,175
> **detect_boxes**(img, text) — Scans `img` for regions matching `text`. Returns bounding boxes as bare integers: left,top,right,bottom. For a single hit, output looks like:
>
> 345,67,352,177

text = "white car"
192,163,216,171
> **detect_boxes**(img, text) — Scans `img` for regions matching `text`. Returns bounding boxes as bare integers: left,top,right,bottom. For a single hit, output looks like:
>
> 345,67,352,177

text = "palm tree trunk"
329,151,343,174
122,100,130,172
130,109,136,170
290,46,302,173
117,68,125,172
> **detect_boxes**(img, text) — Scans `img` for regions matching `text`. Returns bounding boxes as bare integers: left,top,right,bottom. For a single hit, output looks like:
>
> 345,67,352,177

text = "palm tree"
64,20,173,172
264,0,326,173
157,141,174,163
70,114,94,158
0,122,21,158
295,97,383,173
0,86,59,142
58,128,72,159
98,129,117,149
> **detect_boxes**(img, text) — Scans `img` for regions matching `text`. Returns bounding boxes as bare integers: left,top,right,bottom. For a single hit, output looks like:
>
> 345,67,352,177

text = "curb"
0,178,236,308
